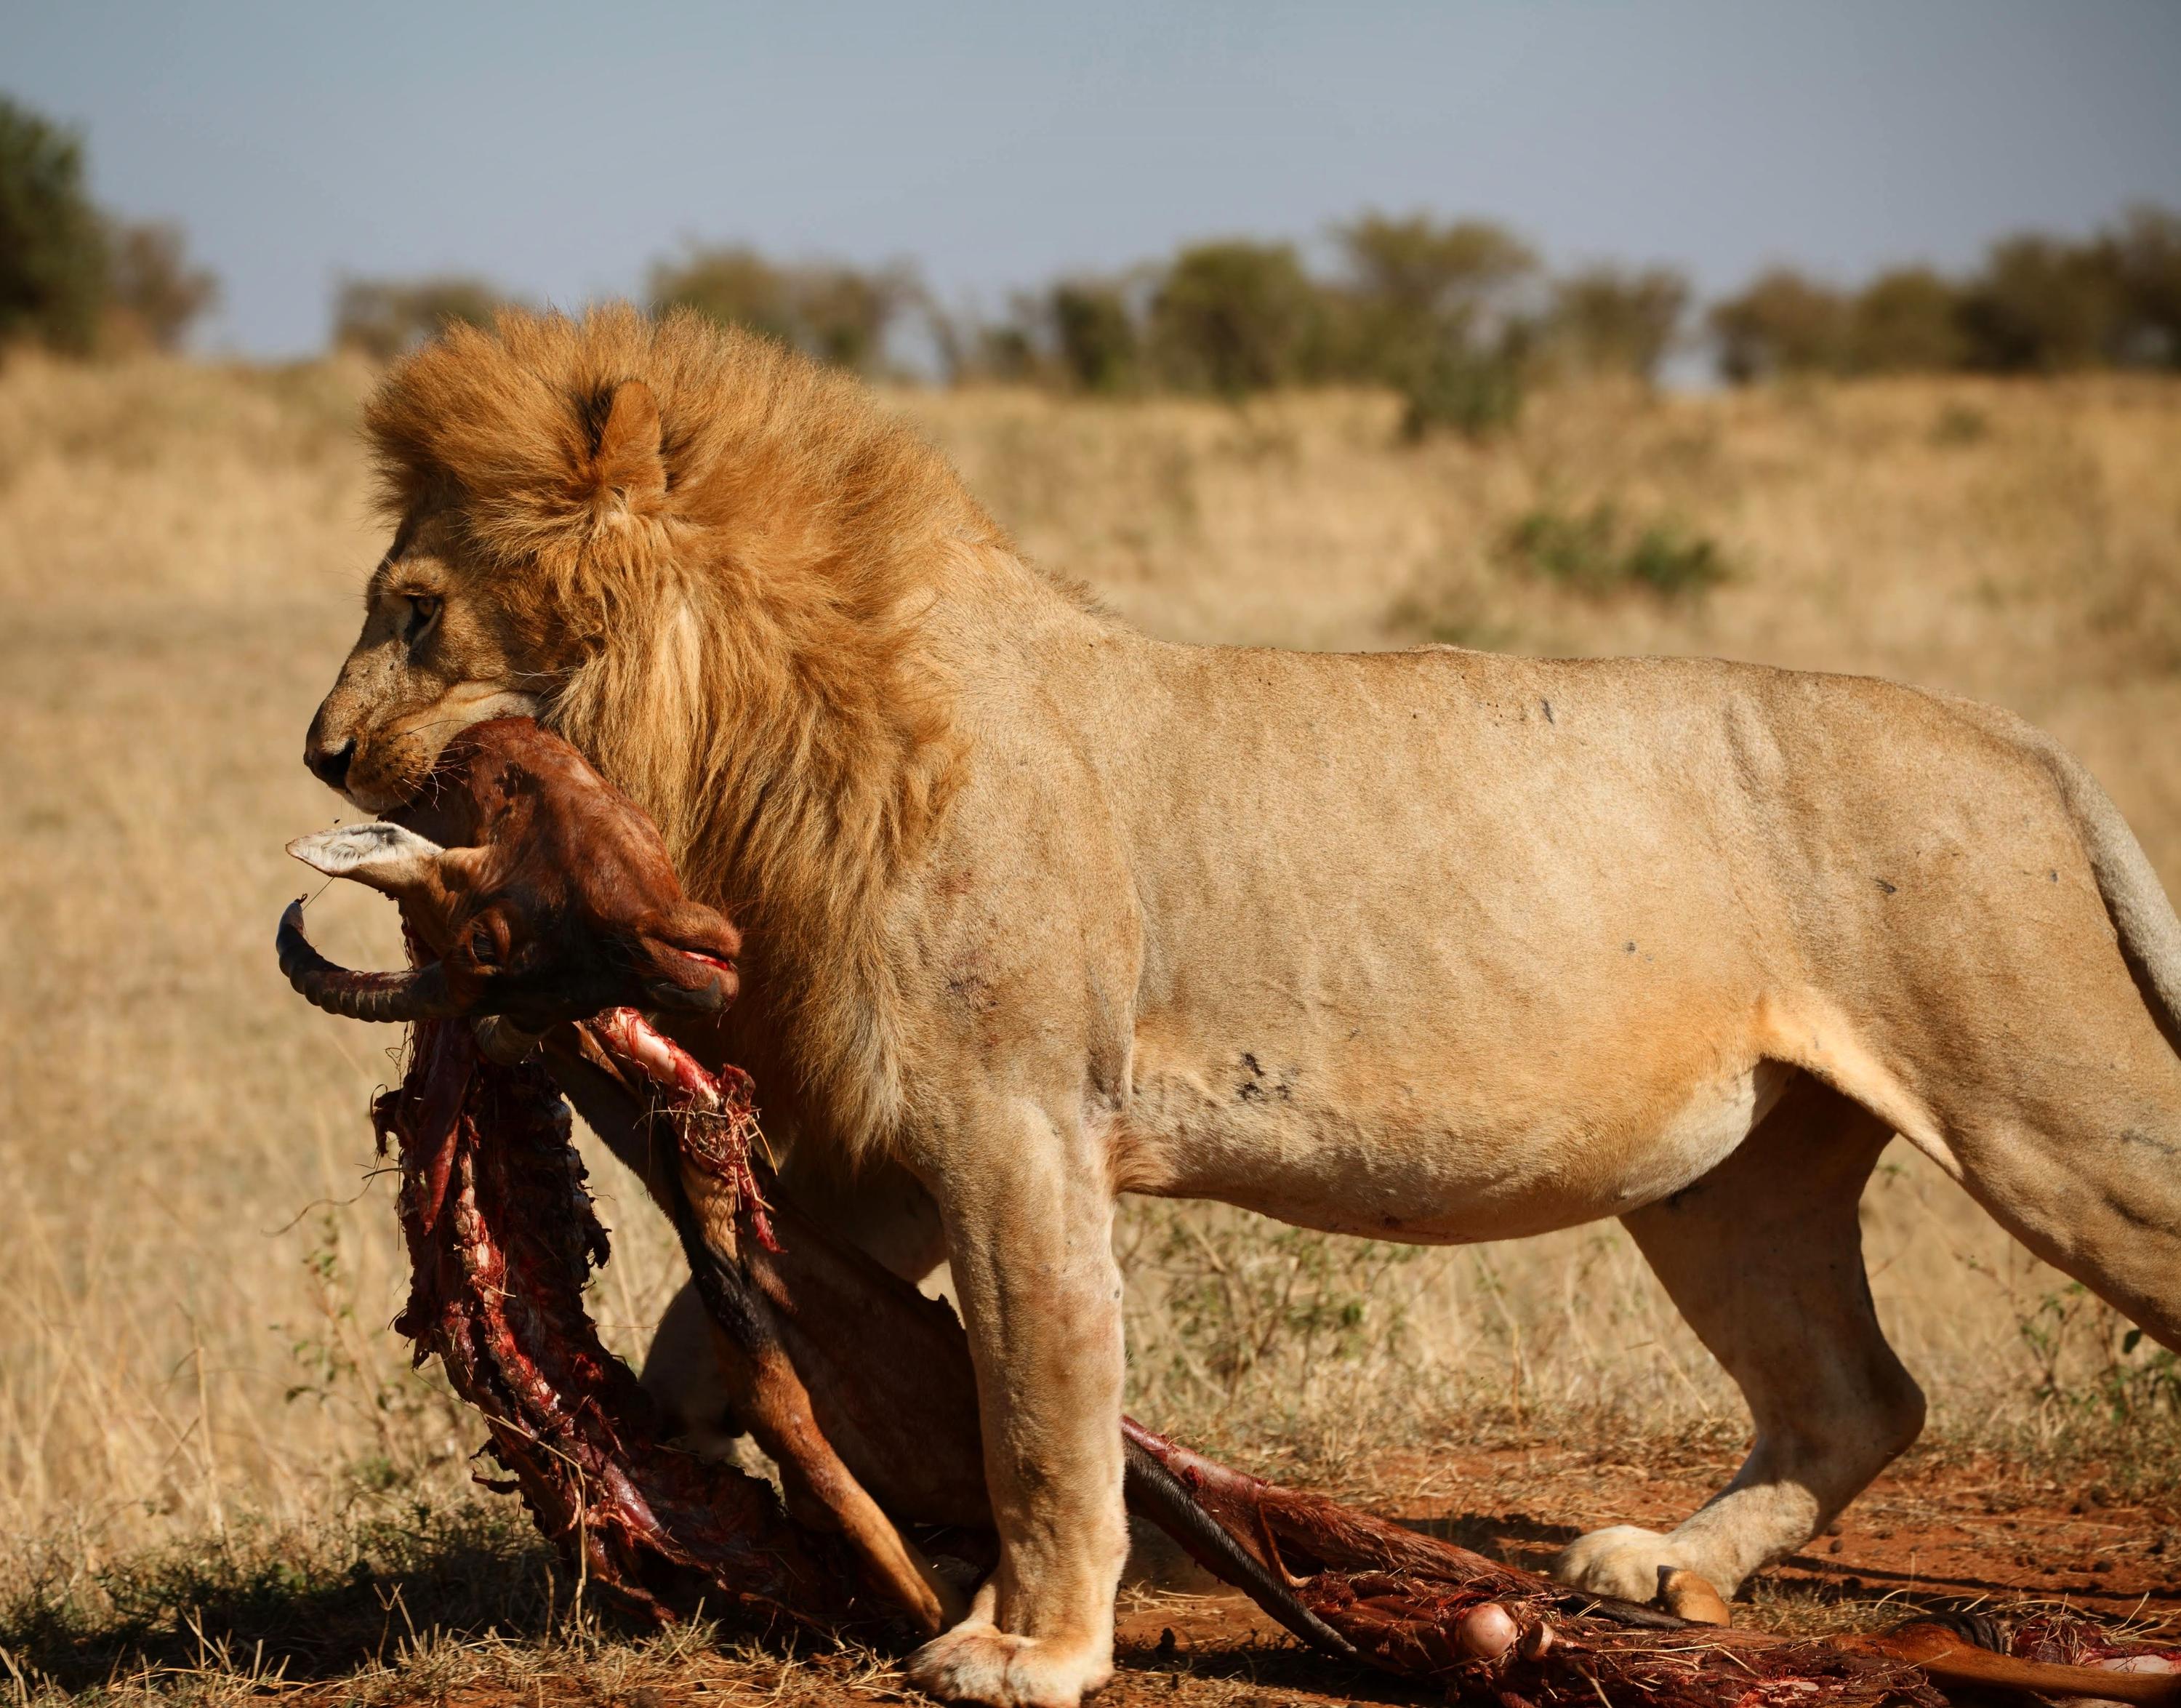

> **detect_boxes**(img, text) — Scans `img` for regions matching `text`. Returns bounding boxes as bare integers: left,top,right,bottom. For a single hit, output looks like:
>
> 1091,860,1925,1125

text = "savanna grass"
3,354,2179,1699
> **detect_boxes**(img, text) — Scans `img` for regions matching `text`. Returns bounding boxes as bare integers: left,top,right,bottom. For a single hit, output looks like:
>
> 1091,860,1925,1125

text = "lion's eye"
403,595,441,645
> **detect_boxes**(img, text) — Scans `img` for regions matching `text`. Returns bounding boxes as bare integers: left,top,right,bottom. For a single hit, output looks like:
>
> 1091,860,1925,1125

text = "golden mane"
365,304,1003,1144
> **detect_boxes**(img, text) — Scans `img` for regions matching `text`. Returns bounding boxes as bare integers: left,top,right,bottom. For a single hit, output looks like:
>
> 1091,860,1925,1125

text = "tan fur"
308,308,2181,1708
345,306,984,1146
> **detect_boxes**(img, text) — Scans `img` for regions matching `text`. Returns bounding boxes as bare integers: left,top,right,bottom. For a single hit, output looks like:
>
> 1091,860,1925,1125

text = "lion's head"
305,305,988,903
303,506,561,811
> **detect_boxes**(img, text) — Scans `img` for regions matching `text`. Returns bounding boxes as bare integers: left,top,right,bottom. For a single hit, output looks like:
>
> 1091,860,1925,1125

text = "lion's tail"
2043,739,2181,1053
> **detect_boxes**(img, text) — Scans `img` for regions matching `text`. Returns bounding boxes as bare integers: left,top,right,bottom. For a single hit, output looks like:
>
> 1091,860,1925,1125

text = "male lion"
305,307,2181,1708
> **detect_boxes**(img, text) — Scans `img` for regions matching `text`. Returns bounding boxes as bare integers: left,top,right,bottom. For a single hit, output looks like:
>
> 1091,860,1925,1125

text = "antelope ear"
286,822,446,899
590,379,665,506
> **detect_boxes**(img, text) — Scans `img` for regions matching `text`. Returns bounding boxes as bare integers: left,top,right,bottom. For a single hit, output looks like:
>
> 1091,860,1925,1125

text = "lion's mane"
365,306,997,1143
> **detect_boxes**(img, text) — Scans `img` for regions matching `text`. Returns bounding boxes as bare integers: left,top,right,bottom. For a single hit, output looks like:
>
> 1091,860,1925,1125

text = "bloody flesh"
372,1013,867,1631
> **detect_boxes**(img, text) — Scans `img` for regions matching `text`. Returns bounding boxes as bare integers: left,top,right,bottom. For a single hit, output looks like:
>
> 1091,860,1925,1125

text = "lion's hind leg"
1553,1070,1924,1609
1931,1007,2181,1363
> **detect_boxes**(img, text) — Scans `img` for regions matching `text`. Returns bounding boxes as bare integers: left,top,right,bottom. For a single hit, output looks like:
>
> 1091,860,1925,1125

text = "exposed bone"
1456,1602,1518,1659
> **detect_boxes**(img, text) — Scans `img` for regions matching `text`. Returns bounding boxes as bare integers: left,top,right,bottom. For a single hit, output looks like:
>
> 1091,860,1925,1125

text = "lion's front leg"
904,1094,1126,1708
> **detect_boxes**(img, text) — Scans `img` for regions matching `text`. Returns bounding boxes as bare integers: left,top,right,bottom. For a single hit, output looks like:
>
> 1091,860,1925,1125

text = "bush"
649,244,917,374
1397,341,1528,441
103,220,218,351
1334,214,1538,436
1708,207,2181,381
1504,500,1729,600
1049,278,1141,393
2106,204,2181,368
1543,264,1689,382
789,262,917,372
1956,233,2125,372
1149,240,1325,398
646,244,795,345
1337,214,1533,370
1708,268,1851,383
0,97,108,354
332,275,513,361
1337,214,1533,329
1847,266,1965,374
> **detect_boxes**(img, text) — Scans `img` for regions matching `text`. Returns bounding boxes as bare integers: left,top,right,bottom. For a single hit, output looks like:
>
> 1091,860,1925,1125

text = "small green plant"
1503,500,1729,600
1122,1202,1420,1424
281,1210,465,1501
1929,403,1990,446
2014,1280,2181,1422
1623,518,1730,597
1397,345,1525,441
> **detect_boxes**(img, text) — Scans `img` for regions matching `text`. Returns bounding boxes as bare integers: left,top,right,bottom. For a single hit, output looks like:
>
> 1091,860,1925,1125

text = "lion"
304,306,2181,1708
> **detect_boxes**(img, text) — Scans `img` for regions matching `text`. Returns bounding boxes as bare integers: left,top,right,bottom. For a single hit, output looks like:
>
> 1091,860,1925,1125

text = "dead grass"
2,354,2179,1698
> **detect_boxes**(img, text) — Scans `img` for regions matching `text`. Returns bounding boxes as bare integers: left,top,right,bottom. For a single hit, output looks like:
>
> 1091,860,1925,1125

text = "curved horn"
276,899,463,1023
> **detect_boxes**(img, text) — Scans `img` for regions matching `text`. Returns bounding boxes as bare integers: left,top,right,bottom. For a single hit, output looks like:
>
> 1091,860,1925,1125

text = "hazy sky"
9,1,2180,358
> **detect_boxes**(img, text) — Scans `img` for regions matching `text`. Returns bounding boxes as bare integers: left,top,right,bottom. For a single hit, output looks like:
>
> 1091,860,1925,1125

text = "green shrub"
1707,206,2181,381
332,274,513,361
1049,278,1141,393
1543,263,1689,381
1336,212,1538,433
1708,268,1852,383
1149,239,1324,398
1397,342,1527,441
1622,518,1730,597
0,97,108,354
1336,212,1533,337
791,261,917,371
1848,266,1967,373
1504,500,1729,600
2106,204,2181,368
1956,233,2125,372
647,244,796,345
648,244,916,374
104,220,218,351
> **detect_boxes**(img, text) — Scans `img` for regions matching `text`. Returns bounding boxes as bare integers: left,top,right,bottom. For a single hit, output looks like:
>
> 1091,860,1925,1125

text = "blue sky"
7,0,2179,358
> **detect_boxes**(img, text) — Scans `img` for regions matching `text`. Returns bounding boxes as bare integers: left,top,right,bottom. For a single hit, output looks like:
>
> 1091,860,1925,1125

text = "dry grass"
2,354,2179,1697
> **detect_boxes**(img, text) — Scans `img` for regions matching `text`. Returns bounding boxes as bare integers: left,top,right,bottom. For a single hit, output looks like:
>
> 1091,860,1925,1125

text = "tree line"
0,98,217,355
5,94,2178,432
336,204,2181,438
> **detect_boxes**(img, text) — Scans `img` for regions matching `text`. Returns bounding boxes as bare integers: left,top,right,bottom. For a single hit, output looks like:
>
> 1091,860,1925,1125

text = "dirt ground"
287,1443,2180,1708
1090,1442,2181,1707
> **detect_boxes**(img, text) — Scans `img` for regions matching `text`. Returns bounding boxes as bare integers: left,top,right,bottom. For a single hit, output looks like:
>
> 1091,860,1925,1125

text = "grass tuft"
1503,500,1731,600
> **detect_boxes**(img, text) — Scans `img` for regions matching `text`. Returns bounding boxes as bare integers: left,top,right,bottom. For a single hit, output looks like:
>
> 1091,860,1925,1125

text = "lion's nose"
307,737,356,791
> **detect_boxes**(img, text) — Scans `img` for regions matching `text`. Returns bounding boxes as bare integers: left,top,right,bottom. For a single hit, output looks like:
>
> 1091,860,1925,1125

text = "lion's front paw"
906,1620,1112,1708
1553,1523,1676,1603
1551,1524,1731,1622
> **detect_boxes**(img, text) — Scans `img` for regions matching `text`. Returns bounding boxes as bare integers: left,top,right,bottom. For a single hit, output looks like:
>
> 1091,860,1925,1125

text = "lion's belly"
1114,1046,1791,1243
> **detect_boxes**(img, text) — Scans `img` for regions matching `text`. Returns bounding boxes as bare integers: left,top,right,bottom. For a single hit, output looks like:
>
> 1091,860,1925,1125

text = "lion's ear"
590,380,666,508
